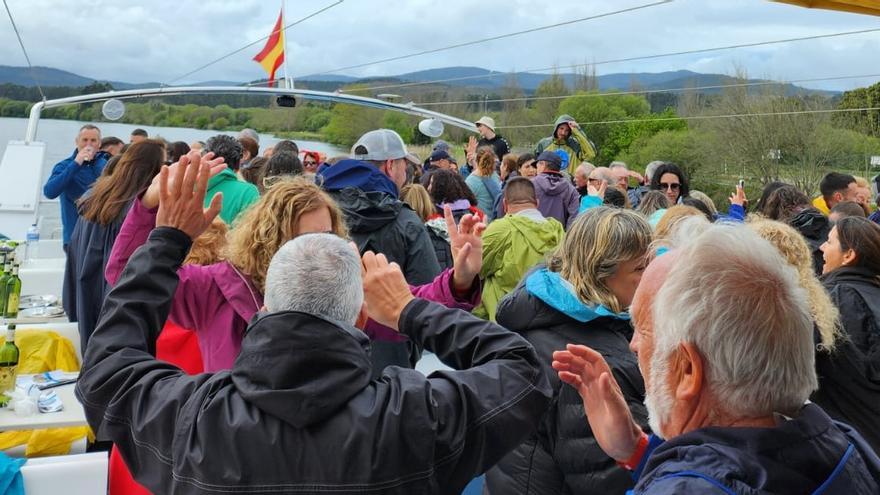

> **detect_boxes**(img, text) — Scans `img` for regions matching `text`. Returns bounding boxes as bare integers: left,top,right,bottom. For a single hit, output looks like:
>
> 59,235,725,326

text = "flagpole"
281,0,292,89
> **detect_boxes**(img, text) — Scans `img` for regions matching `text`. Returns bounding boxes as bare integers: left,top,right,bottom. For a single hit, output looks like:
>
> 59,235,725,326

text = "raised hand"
143,151,226,209
466,136,478,165
155,152,223,240
552,344,644,462
588,179,608,200
445,204,486,292
361,251,414,330
75,146,95,165
729,183,747,207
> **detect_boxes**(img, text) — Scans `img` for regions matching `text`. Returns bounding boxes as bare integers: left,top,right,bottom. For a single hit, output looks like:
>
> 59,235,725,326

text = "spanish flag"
253,10,285,87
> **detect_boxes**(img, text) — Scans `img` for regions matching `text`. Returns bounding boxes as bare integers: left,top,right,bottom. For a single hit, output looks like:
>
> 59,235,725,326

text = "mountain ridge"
0,64,838,96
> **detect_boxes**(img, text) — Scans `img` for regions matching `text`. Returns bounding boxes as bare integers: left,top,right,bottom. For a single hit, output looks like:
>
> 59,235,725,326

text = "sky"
2,0,879,92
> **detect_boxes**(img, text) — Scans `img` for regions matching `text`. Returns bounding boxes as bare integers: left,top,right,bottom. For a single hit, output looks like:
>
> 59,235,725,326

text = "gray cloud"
1,0,878,91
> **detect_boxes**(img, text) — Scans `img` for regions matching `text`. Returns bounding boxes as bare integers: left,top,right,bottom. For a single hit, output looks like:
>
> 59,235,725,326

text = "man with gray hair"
553,224,880,493
238,127,260,144
76,154,553,495
574,162,595,198
43,123,109,245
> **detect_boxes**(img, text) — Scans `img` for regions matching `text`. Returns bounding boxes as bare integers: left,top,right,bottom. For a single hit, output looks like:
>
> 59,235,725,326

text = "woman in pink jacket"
106,159,484,372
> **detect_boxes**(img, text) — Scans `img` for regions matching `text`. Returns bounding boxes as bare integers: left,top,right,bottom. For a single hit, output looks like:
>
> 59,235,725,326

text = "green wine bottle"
4,264,21,319
0,324,20,401
0,258,11,317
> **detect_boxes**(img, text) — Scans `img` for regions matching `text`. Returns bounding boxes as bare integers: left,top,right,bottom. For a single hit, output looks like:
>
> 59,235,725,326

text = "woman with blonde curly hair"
746,219,840,349
107,157,483,373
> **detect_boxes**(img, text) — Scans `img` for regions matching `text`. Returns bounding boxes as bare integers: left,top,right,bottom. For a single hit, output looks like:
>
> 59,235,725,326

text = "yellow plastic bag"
0,427,94,457
0,329,80,373
0,328,89,456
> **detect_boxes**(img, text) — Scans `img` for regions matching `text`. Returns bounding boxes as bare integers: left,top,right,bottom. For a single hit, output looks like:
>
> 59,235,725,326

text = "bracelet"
615,432,650,471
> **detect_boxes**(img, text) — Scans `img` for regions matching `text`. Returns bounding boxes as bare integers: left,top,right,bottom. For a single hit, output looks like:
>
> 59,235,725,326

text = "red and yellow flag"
253,10,285,87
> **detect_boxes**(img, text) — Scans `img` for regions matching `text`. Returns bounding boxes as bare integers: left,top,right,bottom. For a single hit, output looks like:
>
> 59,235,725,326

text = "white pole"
281,0,292,89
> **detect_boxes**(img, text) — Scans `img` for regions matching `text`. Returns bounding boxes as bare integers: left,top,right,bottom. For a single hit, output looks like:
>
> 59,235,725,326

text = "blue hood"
318,159,398,198
525,268,629,323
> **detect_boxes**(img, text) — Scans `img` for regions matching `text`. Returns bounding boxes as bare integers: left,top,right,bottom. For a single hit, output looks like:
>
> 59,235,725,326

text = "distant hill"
0,64,838,97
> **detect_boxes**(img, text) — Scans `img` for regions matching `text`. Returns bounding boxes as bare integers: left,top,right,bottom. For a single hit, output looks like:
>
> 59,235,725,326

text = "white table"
0,375,87,431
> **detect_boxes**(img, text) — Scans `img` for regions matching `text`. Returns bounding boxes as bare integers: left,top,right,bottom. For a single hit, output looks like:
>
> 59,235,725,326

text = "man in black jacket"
319,129,440,286
75,153,552,495
475,116,511,163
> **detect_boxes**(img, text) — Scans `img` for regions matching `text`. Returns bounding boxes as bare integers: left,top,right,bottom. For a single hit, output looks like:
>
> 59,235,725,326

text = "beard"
644,353,674,439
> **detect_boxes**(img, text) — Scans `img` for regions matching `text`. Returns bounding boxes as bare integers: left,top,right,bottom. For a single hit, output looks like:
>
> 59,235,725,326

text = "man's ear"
354,303,369,330
381,159,394,178
672,342,703,402
502,198,509,214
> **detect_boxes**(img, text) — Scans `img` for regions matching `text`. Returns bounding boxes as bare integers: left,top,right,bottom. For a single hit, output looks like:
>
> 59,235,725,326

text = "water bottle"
25,223,39,261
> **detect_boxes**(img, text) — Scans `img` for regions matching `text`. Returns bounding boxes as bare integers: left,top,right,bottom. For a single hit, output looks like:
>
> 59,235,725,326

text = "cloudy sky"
2,0,879,92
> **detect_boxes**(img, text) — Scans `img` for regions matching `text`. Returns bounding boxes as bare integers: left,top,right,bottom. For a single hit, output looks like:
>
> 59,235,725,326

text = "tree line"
2,75,879,206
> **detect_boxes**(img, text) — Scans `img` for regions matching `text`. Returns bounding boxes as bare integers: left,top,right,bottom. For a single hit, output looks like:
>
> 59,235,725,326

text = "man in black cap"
420,149,459,187
533,150,581,229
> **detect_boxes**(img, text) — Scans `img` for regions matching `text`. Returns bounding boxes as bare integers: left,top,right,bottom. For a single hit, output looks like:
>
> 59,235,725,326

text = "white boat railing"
24,86,477,143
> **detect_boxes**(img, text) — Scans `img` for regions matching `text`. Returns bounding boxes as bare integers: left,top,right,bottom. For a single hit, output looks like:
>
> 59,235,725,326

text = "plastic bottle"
25,223,39,260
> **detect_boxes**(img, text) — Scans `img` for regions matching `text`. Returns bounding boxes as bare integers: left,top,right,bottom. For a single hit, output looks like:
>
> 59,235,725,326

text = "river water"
0,117,343,238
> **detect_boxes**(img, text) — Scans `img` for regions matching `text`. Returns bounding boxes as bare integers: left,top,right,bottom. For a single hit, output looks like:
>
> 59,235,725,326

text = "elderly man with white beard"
552,224,880,494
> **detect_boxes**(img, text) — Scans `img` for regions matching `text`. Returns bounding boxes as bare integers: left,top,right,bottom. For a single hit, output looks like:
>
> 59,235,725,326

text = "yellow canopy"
773,0,880,16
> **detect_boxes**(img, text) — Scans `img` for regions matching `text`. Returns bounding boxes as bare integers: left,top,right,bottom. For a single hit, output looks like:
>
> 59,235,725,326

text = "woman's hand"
143,151,226,209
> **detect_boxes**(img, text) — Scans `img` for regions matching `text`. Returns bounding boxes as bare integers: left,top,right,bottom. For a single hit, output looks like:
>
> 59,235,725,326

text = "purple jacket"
532,172,580,229
106,198,480,372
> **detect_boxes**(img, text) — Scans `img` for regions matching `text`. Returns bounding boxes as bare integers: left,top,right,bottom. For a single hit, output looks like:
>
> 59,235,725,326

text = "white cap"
474,116,496,132
351,129,409,162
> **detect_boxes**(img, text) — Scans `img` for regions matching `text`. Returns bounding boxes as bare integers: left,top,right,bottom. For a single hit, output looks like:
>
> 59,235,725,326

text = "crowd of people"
40,115,880,494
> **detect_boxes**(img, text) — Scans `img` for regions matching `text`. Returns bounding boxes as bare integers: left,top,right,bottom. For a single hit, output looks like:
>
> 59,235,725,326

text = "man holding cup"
43,124,110,246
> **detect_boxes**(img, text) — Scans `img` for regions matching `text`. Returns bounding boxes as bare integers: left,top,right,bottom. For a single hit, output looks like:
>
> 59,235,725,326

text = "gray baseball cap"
351,129,410,162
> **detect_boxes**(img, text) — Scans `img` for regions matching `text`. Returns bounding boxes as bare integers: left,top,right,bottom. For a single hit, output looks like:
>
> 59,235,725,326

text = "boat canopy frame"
23,86,477,143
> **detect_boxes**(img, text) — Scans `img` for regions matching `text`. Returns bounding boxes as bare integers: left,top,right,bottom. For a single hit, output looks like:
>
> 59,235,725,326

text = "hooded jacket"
78,226,552,495
533,172,581,229
106,197,476,373
204,168,259,225
632,404,880,494
814,266,880,452
485,267,648,495
320,159,440,285
789,207,830,276
43,149,109,244
473,213,564,321
534,115,596,176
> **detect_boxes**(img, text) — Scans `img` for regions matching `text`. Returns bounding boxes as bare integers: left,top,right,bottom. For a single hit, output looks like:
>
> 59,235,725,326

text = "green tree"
212,117,230,130
833,82,880,137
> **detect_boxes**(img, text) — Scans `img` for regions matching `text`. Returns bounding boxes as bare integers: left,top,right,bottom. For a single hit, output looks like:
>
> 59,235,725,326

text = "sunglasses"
659,182,681,191
303,161,318,166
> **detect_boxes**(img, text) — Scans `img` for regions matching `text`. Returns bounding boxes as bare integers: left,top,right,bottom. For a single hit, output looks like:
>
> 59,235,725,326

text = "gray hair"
589,166,616,184
608,161,628,170
644,161,665,182
575,162,595,178
78,124,101,137
238,128,260,144
652,224,816,418
264,234,364,325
